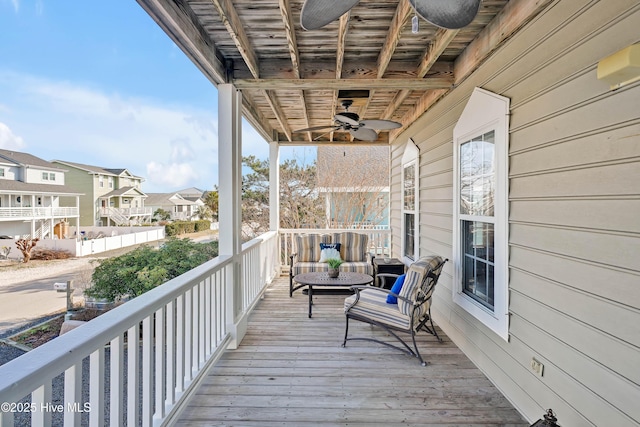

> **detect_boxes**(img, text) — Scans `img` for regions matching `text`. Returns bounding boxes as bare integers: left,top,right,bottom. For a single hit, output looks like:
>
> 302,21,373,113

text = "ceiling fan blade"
334,113,360,127
294,125,340,132
411,0,481,29
359,119,402,130
350,127,378,141
300,0,360,31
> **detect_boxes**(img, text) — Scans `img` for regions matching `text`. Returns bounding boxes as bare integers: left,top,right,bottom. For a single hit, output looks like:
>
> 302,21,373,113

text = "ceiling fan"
300,0,481,31
295,100,402,141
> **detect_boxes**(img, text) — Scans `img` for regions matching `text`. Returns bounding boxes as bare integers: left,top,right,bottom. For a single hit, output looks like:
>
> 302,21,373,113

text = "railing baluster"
198,281,205,367
141,316,153,427
127,323,140,427
64,362,82,426
175,295,185,393
184,289,192,383
166,300,176,409
31,382,52,427
110,334,124,427
154,307,166,420
89,348,105,427
205,277,212,356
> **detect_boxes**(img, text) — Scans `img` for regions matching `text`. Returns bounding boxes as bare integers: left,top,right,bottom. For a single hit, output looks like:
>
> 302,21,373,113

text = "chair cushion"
332,232,368,262
295,233,331,262
386,274,406,304
398,256,444,317
345,289,410,330
318,243,342,262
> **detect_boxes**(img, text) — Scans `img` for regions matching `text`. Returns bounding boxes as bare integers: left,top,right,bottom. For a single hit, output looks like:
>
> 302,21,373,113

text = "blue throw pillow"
386,274,406,304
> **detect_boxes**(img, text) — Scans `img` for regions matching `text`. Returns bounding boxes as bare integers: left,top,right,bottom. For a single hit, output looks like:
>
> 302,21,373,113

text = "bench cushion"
295,233,331,262
292,261,373,277
332,232,369,262
344,289,410,330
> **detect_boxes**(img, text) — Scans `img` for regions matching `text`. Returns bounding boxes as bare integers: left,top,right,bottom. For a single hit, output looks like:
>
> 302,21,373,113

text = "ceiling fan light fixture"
412,0,481,30
300,0,360,30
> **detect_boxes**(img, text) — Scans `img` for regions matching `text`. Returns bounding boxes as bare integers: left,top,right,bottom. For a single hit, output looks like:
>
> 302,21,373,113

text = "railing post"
218,84,245,349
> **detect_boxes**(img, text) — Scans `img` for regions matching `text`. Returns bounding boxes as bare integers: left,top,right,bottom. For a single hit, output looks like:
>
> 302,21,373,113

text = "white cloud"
0,70,274,192
0,122,25,150
146,160,199,189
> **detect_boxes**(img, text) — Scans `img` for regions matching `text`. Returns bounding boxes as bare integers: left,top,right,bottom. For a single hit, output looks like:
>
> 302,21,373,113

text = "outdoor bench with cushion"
289,231,374,297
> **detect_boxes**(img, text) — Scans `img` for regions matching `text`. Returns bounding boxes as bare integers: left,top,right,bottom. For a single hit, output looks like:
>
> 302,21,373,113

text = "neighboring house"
51,160,151,226
145,192,198,221
0,149,81,239
317,146,389,229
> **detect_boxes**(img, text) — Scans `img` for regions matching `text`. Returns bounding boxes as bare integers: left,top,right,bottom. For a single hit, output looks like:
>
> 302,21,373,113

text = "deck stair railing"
0,230,280,427
101,207,130,226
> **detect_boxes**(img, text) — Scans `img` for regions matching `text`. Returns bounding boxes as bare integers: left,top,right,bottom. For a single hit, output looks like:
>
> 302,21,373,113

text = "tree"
15,238,39,263
316,146,390,229
241,155,325,238
153,208,171,221
203,189,219,220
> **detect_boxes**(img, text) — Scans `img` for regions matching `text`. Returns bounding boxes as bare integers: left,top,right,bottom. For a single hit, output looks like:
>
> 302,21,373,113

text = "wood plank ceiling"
136,0,547,145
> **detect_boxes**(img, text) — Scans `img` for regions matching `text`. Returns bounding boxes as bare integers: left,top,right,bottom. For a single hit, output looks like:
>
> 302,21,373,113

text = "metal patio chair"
343,255,448,366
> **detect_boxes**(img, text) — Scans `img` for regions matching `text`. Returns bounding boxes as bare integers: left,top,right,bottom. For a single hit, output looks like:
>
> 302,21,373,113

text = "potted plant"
326,258,343,278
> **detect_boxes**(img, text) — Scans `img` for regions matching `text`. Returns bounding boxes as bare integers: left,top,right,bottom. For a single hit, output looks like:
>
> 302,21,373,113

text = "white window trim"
452,87,510,341
401,139,419,264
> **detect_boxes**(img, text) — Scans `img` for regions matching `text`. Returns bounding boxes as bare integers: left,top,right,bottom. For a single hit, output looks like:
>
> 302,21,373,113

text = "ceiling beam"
331,12,351,142
232,77,453,90
278,0,310,141
360,0,412,121
262,89,292,142
380,28,458,120
377,0,413,79
454,0,555,84
391,0,554,144
209,0,260,79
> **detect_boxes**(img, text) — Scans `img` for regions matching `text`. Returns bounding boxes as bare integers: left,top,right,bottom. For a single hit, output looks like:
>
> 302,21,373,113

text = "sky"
0,0,313,192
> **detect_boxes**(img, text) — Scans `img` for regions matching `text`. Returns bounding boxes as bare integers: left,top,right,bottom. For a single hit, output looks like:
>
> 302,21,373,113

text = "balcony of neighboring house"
0,206,79,221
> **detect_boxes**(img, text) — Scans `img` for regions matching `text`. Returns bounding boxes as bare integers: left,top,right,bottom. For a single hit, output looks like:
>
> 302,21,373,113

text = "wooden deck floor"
176,276,528,426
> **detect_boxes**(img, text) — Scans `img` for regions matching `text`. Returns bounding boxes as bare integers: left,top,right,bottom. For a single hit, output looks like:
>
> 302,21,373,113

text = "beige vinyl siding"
390,0,640,425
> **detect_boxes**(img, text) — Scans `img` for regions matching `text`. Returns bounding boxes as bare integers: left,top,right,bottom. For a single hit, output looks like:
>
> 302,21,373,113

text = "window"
49,173,55,181
108,177,113,188
401,140,419,263
42,172,49,180
99,176,104,188
0,168,4,177
453,88,510,341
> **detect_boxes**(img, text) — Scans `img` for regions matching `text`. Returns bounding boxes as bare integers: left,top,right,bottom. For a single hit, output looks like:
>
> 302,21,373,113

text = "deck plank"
175,277,527,426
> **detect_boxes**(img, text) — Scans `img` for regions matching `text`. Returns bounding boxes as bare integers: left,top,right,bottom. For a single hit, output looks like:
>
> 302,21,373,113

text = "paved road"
0,271,86,337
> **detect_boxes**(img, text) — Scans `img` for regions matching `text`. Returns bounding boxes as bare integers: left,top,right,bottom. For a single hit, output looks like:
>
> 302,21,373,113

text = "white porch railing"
0,230,280,427
279,227,392,269
99,207,153,217
0,207,79,219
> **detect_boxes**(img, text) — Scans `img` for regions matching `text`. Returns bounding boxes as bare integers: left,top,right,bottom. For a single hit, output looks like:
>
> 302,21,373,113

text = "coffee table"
293,271,374,318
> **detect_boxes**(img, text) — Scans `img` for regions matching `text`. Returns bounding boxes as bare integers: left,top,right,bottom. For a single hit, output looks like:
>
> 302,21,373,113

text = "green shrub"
85,238,219,301
164,220,211,236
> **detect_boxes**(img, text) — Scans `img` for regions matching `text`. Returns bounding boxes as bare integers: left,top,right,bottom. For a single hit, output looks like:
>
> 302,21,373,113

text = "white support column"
269,141,280,231
218,84,245,349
